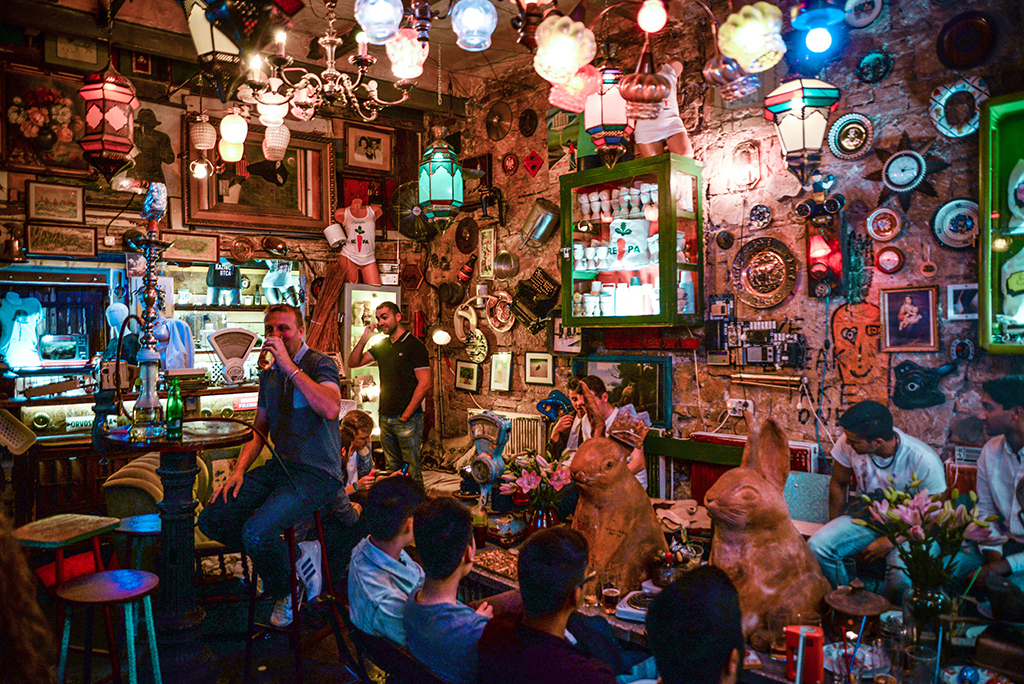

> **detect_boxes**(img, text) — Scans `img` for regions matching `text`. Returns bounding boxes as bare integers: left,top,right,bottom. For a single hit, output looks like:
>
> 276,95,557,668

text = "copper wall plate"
730,237,797,308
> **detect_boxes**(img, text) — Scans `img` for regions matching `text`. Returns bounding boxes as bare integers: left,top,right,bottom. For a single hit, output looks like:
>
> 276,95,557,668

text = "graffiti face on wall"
832,301,887,403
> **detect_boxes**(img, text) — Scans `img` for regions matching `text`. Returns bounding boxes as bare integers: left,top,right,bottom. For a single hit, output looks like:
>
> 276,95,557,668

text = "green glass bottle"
166,378,183,441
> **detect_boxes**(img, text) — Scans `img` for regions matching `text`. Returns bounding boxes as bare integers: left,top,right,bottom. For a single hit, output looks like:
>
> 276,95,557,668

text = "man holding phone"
198,304,342,628
348,301,430,487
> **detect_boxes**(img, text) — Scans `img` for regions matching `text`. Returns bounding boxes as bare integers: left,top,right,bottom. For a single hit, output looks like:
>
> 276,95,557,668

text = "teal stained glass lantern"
418,131,463,229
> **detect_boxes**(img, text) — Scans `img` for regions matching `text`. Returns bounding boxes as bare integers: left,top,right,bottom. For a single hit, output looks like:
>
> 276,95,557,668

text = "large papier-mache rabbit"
704,418,830,650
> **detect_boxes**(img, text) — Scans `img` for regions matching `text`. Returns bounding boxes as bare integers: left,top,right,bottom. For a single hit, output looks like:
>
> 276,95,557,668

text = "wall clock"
864,132,949,211
875,246,905,274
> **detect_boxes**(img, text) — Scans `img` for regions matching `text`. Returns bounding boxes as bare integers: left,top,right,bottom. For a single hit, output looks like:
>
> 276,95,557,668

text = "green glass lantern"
418,129,463,229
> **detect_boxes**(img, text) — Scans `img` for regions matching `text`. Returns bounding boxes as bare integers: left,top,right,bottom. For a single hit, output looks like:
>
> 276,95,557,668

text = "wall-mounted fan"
387,182,437,243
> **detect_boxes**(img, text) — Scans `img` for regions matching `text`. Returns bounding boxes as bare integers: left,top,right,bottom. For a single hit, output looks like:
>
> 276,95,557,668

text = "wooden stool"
244,510,356,683
114,515,161,570
56,570,162,684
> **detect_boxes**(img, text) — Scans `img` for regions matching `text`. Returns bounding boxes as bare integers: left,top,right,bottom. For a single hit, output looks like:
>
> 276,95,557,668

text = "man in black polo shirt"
348,301,430,486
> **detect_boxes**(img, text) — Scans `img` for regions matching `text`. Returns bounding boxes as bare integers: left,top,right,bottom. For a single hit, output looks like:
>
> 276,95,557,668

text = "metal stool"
56,570,162,684
244,509,356,683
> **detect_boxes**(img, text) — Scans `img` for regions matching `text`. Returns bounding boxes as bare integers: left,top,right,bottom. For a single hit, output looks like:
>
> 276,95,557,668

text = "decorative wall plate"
716,230,735,250
865,132,949,211
519,108,539,137
875,246,905,274
501,152,519,175
931,199,979,251
730,237,798,309
929,77,989,138
856,49,893,84
845,0,882,28
486,291,516,333
937,11,996,70
828,113,874,161
455,217,478,254
866,207,902,242
749,204,773,230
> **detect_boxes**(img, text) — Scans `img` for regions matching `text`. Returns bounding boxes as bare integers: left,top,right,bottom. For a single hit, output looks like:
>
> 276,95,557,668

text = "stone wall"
408,0,1024,460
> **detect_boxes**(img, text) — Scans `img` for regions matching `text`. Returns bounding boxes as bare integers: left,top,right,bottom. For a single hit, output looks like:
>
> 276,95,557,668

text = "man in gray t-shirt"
198,304,342,628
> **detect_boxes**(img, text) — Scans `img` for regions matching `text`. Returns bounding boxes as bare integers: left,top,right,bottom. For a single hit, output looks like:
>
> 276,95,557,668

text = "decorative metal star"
864,132,949,212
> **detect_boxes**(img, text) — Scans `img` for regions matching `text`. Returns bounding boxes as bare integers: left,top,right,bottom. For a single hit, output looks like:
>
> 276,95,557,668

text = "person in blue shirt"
347,476,425,646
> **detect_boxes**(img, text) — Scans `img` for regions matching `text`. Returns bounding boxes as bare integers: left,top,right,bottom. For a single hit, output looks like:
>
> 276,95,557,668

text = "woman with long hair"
0,509,55,684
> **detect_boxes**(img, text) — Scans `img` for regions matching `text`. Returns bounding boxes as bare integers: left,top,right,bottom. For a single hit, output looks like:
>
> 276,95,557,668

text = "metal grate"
468,409,545,456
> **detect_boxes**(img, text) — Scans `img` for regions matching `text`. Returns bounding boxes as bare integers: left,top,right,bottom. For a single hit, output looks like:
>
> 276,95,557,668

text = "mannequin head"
106,303,130,332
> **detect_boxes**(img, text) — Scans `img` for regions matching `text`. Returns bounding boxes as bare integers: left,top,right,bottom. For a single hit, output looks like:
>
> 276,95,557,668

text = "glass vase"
902,585,951,651
526,504,559,536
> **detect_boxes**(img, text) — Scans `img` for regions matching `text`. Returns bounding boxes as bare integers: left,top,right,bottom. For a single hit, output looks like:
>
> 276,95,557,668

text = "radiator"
467,409,545,456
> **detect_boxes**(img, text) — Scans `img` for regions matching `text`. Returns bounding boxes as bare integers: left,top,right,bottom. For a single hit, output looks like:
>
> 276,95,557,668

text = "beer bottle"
166,378,183,440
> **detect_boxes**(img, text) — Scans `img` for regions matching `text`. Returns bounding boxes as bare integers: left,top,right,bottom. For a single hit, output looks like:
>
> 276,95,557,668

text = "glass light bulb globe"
806,27,833,53
220,113,248,144
354,0,405,45
387,28,429,80
637,0,667,33
452,0,498,51
218,138,244,163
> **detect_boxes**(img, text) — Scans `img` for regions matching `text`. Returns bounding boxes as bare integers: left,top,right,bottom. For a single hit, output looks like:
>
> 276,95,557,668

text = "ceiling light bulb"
190,157,214,179
805,27,833,53
452,0,498,52
637,0,667,33
220,113,248,144
354,0,405,45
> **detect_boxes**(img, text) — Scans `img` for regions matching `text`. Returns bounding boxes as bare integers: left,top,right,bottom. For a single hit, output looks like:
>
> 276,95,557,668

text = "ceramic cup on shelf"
584,246,597,271
600,292,614,316
573,242,585,270
579,194,591,220
583,293,600,317
590,281,602,294
595,244,609,270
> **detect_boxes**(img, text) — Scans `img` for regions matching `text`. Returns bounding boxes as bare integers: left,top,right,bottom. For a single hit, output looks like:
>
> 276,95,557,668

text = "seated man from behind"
478,527,617,684
643,566,744,684
348,476,426,646
404,498,493,684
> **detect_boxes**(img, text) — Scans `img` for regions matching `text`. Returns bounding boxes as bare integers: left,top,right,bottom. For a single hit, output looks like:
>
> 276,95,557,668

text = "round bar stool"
115,515,161,570
56,570,163,684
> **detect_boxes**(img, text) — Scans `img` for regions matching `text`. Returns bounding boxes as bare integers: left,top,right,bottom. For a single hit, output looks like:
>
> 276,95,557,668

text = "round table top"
15,514,120,548
104,419,252,453
56,569,160,605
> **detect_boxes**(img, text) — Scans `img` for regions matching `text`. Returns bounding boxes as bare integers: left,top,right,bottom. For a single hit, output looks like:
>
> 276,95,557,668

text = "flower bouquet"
499,451,572,530
7,87,82,152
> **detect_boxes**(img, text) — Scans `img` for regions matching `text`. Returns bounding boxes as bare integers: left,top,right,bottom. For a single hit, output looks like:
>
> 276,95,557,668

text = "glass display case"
980,92,1024,354
341,283,401,430
559,153,704,328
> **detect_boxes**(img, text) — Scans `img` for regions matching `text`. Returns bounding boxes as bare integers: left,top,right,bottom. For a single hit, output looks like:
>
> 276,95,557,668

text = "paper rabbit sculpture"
704,417,830,650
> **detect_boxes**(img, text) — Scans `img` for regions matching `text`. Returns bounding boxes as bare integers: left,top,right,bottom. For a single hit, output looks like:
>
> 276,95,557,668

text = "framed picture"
880,286,939,352
183,117,336,234
26,223,96,258
455,360,481,392
345,123,393,173
550,313,583,355
947,283,979,321
572,355,673,429
3,64,94,177
160,231,219,263
490,352,512,392
26,182,84,223
525,352,554,385
44,35,108,72
478,226,495,279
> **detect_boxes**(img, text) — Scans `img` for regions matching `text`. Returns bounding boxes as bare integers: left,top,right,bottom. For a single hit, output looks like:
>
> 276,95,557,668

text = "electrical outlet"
726,398,754,416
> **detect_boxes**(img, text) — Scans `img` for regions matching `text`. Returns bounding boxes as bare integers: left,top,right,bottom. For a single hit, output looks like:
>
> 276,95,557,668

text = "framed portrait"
550,312,583,355
478,226,495,279
455,360,481,392
524,352,554,385
345,124,393,173
490,352,512,392
44,35,108,72
160,231,219,263
26,182,84,223
880,286,939,352
3,64,94,177
947,283,979,321
184,117,335,234
572,355,673,429
26,223,96,258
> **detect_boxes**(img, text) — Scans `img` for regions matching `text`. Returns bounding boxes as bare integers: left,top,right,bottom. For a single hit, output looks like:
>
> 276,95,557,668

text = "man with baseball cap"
808,400,946,602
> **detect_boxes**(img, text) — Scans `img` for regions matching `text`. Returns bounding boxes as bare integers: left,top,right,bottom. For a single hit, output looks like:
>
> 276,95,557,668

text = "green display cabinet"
559,153,704,328
980,92,1024,353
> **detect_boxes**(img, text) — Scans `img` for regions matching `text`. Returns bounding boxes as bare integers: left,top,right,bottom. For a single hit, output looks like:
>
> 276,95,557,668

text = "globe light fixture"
451,0,498,51
418,129,464,229
764,78,840,184
218,138,244,163
533,15,596,86
805,27,832,53
189,113,217,150
637,0,668,33
77,64,140,181
791,0,844,55
387,28,430,80
262,124,291,161
583,65,634,168
354,0,405,44
718,1,786,74
220,110,248,143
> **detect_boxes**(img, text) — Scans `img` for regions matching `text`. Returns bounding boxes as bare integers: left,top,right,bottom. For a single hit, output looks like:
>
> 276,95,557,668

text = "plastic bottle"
166,378,183,441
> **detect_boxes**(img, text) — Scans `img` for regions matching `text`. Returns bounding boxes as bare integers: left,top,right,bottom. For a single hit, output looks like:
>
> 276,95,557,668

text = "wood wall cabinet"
559,153,704,328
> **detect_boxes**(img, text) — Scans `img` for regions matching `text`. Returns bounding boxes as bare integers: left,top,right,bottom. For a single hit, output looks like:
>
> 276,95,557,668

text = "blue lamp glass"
354,0,405,45
452,0,498,51
790,0,844,54
418,133,464,229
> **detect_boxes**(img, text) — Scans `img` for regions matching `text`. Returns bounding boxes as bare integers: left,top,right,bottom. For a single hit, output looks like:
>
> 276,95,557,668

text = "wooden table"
105,419,251,684
15,513,119,586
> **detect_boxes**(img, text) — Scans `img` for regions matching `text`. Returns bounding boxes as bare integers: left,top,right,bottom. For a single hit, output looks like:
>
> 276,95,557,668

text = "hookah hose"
182,415,300,492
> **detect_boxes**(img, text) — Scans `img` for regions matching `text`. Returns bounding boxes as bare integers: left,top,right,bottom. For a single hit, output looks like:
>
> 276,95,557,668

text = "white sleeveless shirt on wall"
341,207,378,266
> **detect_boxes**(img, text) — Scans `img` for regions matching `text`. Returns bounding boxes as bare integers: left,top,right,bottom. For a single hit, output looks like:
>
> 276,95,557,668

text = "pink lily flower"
550,467,572,491
516,471,542,493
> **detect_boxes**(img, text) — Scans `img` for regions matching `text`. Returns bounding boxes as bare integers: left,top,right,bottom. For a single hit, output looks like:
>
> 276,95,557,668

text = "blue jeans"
379,413,424,487
197,459,339,599
808,515,911,603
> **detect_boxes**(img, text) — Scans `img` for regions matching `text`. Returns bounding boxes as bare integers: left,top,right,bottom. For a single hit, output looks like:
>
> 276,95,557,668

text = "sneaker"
295,540,323,602
270,595,294,627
